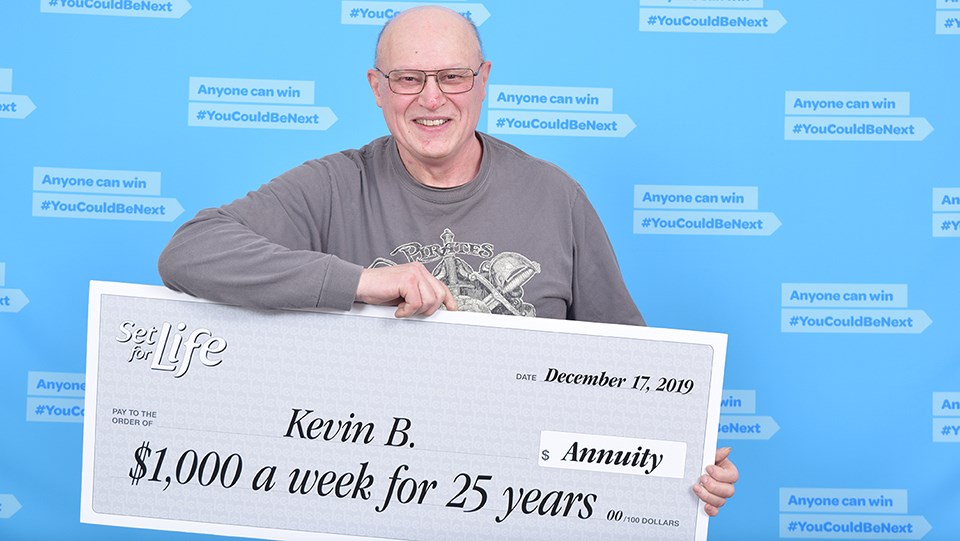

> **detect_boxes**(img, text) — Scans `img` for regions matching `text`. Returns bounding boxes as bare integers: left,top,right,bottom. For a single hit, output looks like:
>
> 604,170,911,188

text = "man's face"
368,13,489,176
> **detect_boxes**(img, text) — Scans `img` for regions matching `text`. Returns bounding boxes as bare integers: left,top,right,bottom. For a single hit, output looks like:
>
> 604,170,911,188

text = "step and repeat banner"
1,1,957,540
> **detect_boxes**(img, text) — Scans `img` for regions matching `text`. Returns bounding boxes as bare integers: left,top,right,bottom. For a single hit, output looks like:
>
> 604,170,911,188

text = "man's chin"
405,142,455,162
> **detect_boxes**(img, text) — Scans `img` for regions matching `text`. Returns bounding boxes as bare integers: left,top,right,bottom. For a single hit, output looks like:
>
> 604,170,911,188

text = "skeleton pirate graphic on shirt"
370,228,541,317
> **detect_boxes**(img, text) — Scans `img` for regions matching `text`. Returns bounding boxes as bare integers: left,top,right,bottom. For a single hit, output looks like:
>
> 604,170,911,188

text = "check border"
81,280,727,541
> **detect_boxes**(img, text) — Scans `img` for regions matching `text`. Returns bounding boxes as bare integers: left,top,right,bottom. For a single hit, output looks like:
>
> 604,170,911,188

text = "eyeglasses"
375,63,484,95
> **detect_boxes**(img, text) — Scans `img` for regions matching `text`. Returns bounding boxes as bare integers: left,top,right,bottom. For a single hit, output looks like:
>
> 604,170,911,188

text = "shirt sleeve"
568,187,646,326
157,159,363,310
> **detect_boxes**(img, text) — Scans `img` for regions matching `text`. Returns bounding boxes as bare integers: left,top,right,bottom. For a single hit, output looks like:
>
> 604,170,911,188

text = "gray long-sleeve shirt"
159,132,644,325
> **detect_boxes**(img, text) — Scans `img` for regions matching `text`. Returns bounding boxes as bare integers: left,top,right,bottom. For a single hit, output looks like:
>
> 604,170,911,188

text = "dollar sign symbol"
129,441,151,485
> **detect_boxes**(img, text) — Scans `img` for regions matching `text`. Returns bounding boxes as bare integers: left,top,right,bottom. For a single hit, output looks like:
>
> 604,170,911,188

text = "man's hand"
692,447,739,516
356,263,458,318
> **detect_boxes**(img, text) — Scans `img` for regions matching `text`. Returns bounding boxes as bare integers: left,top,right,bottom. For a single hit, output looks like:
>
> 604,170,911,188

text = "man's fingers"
356,263,457,318
415,276,441,316
394,291,421,318
411,263,457,316
700,471,736,499
693,480,729,509
442,289,459,311
394,266,427,317
396,264,447,317
428,272,458,313
708,450,739,484
690,448,738,516
707,463,739,485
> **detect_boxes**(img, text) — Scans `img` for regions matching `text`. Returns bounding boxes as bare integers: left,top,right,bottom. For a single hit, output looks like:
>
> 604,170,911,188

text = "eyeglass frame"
374,62,486,95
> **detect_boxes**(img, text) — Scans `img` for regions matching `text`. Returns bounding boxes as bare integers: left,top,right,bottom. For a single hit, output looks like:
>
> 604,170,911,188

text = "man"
159,5,737,515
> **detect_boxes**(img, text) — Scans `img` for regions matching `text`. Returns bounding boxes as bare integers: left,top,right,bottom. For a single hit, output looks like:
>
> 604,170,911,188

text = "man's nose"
418,75,446,109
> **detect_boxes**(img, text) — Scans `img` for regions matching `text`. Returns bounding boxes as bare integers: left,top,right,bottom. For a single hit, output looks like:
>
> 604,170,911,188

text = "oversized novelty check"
81,281,726,541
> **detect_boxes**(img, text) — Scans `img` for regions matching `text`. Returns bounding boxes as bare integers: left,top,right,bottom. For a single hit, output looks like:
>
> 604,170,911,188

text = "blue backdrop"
2,1,958,540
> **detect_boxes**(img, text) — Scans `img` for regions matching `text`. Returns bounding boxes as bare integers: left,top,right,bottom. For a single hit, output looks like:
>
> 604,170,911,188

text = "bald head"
374,6,483,69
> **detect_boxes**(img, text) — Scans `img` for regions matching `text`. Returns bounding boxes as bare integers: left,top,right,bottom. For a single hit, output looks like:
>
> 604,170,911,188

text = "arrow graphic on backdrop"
0,95,36,119
40,0,191,18
487,110,636,138
639,8,787,34
781,309,933,334
0,289,29,313
779,514,931,540
933,419,960,443
641,0,764,6
187,103,337,131
933,213,960,237
936,12,960,35
341,2,491,25
32,193,184,222
718,415,780,440
0,494,22,519
633,211,782,236
784,117,934,141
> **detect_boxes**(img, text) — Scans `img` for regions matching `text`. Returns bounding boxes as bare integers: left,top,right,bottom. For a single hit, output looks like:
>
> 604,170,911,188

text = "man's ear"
368,69,384,108
478,60,491,101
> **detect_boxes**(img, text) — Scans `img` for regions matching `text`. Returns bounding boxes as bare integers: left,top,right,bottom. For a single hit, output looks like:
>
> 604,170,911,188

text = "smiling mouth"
415,119,448,127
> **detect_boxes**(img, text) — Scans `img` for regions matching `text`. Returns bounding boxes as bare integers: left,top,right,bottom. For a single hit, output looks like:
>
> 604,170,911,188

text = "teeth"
416,119,447,126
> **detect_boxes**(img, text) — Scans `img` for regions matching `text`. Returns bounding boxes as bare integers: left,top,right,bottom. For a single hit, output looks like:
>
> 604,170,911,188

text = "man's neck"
398,135,483,189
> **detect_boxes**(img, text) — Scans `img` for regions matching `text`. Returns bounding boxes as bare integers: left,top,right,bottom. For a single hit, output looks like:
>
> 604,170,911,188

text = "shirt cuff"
317,258,364,311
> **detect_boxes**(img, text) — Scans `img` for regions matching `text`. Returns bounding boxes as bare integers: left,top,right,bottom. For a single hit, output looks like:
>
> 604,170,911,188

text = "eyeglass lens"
388,68,475,94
